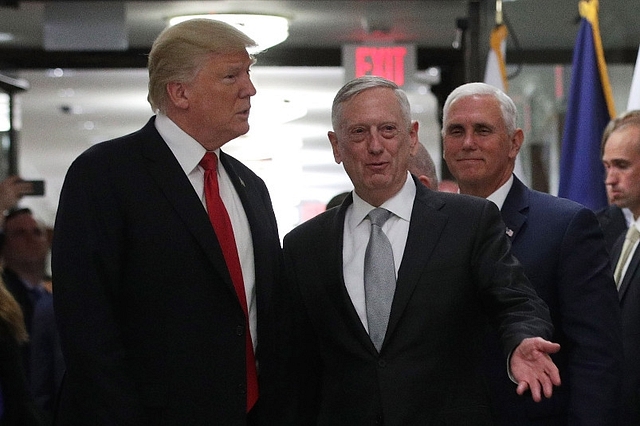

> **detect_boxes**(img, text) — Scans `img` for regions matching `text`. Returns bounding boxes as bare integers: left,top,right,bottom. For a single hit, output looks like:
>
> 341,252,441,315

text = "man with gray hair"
443,82,622,425
52,19,284,425
282,76,561,425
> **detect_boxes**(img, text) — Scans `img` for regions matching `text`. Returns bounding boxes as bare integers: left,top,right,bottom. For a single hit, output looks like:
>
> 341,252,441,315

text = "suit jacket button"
236,325,244,336
238,383,247,395
378,359,387,368
376,414,383,425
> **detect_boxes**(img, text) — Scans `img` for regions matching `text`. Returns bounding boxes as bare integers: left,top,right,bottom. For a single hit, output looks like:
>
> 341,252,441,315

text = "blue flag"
558,0,615,211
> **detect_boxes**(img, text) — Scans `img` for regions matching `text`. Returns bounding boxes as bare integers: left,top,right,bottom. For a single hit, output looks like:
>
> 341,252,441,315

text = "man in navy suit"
602,110,640,425
282,76,561,426
443,82,623,425
52,19,283,425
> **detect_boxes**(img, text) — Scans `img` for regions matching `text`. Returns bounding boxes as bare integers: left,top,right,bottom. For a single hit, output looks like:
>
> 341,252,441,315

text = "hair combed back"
442,82,518,137
331,75,412,131
147,19,257,113
601,109,640,154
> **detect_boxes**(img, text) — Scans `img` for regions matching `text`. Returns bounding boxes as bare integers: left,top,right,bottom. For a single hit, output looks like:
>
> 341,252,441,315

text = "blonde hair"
0,276,28,343
147,18,257,113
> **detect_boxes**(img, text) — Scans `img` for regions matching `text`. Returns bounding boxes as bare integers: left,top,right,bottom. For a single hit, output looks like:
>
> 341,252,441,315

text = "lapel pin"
506,228,514,237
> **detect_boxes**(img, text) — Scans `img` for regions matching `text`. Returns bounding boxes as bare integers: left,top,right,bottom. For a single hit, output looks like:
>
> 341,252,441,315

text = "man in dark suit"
602,110,640,425
443,82,623,425
282,76,561,426
597,204,630,253
52,19,283,425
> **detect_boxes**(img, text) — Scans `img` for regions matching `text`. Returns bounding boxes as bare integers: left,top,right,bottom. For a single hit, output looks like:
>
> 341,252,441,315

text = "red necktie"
200,152,258,412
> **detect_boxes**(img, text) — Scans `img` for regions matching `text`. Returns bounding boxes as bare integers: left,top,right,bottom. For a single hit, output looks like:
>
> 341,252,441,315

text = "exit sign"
343,44,416,88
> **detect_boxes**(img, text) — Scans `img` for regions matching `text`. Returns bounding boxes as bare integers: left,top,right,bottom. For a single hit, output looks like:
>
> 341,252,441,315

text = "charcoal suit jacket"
281,176,554,426
52,117,284,426
612,228,640,425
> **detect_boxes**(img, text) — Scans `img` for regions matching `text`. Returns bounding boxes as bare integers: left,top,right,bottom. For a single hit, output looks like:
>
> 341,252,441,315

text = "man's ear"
328,131,342,164
409,121,420,155
166,82,189,110
510,128,525,159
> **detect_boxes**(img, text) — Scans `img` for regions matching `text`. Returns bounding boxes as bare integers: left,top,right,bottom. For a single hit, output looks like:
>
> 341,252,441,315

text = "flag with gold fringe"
484,24,509,92
483,22,529,185
558,0,616,210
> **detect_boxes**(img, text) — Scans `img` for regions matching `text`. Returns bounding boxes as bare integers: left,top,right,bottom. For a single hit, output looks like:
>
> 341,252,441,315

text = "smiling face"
167,50,256,150
442,94,522,198
328,87,418,207
602,125,640,218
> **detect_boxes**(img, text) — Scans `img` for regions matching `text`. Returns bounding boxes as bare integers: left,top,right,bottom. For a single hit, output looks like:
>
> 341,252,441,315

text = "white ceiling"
1,0,638,233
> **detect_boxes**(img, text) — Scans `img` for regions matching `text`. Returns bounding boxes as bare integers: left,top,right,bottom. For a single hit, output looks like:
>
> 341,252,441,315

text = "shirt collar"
350,172,416,227
486,175,514,210
155,113,218,175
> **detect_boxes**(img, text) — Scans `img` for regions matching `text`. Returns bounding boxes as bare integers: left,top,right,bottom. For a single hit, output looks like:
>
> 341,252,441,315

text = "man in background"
443,82,622,425
602,109,640,425
1,208,50,376
597,113,637,253
407,142,438,190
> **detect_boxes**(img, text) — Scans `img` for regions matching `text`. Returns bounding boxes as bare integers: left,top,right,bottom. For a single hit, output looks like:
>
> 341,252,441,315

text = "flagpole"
495,0,503,25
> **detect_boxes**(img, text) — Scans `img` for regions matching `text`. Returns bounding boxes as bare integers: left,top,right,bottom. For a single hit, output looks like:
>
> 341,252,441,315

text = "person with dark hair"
282,76,560,425
442,82,622,425
52,19,284,425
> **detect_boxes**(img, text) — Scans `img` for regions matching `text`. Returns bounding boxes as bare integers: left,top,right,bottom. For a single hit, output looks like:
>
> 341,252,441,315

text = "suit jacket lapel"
385,180,447,345
327,195,381,350
500,176,529,241
618,244,640,300
139,119,237,297
219,150,275,311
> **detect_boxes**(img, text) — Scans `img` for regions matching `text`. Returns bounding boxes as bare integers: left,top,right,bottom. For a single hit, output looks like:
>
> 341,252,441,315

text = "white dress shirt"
155,113,257,350
342,172,415,331
486,175,514,211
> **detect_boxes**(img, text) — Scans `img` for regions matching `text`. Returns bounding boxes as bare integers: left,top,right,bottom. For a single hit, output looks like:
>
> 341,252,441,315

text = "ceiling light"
0,32,14,43
168,14,289,53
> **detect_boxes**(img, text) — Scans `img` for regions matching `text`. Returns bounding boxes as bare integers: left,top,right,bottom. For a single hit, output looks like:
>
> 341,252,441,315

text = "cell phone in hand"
22,180,45,196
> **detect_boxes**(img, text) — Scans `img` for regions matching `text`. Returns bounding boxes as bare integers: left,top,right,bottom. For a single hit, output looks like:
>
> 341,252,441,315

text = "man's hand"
510,337,561,402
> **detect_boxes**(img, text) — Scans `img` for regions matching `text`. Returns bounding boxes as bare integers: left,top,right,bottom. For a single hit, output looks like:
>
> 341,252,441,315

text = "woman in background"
0,277,43,426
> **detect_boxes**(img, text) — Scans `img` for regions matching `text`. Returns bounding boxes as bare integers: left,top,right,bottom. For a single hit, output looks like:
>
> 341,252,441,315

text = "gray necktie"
364,207,396,351
614,225,640,288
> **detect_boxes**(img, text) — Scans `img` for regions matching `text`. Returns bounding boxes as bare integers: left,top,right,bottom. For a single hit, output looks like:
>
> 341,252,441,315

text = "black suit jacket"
597,204,628,254
481,177,623,425
282,178,554,426
52,117,284,425
612,231,640,425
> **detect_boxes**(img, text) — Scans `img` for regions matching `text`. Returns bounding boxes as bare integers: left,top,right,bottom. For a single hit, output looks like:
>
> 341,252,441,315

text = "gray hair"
331,76,412,131
442,82,517,137
147,19,257,113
